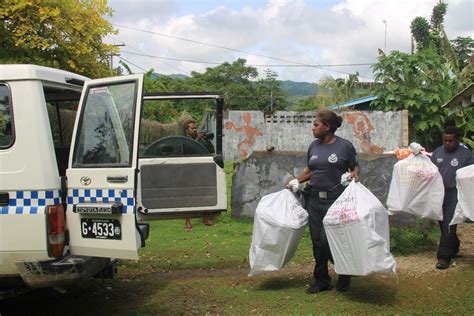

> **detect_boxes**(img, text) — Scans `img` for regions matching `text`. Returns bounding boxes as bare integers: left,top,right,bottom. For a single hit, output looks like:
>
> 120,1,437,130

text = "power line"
113,23,311,66
107,35,192,75
250,63,374,67
117,56,148,72
120,50,374,70
121,50,221,65
112,23,374,78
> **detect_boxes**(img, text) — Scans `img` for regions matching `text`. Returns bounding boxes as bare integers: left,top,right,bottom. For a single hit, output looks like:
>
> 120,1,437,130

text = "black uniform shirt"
306,136,358,191
430,144,473,188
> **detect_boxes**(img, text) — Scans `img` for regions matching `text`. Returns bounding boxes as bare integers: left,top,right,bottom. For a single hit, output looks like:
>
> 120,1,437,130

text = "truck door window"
140,99,216,157
47,100,79,146
73,82,136,167
44,85,82,176
0,84,14,148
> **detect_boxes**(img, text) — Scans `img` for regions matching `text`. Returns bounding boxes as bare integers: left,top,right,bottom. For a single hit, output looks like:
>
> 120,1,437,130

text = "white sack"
323,181,396,276
450,165,474,225
387,154,444,220
248,189,308,276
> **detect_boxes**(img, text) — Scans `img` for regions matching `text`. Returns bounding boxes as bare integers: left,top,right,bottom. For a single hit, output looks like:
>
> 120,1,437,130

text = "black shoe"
336,275,352,292
436,259,450,269
306,284,330,294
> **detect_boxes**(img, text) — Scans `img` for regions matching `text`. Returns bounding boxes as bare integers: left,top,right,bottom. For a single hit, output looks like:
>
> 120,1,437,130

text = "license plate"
75,203,123,214
81,218,122,240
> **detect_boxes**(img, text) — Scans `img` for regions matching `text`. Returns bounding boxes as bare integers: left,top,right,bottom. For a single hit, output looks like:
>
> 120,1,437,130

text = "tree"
119,58,290,115
253,69,288,112
188,58,259,110
410,1,459,78
375,1,473,149
186,58,289,111
295,74,367,111
451,36,474,71
430,1,448,30
0,0,117,78
372,49,455,149
410,17,431,51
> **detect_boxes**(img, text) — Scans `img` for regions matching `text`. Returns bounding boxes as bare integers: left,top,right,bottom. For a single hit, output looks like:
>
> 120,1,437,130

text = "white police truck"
0,64,227,297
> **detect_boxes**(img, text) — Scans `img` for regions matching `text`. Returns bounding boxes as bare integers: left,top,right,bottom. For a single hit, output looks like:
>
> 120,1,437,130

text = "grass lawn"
1,161,473,315
16,217,465,315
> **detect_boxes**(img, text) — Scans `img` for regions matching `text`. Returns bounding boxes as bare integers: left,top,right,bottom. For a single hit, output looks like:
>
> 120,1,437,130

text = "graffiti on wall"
224,112,263,159
342,112,384,154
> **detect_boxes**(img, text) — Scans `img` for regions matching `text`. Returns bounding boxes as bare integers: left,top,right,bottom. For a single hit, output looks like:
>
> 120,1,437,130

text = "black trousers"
305,193,337,288
437,188,460,261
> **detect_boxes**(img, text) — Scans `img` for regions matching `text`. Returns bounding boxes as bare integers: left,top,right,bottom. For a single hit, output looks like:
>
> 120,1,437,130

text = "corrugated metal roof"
328,95,378,110
442,83,474,110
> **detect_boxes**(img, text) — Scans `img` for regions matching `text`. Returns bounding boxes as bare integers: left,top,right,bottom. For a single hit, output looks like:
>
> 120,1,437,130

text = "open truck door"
136,93,226,221
67,76,226,260
67,75,144,260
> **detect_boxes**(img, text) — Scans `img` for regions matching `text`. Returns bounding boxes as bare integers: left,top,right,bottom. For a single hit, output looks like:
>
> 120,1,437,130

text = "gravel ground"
395,223,474,277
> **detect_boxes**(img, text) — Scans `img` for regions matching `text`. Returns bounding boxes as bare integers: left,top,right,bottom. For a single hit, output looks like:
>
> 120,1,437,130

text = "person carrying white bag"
323,180,396,276
430,127,473,269
248,189,308,276
450,165,474,225
386,142,445,220
288,110,360,294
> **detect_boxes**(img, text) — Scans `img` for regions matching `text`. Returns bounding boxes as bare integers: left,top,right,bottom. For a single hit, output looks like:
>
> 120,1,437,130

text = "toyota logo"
80,176,91,186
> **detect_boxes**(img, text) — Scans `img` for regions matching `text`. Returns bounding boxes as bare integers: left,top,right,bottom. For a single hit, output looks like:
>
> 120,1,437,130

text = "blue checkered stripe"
0,190,61,215
67,188,135,214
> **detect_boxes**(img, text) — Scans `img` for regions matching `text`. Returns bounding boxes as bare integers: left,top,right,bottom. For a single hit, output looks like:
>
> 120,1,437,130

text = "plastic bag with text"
450,165,474,225
248,189,308,276
323,181,396,276
387,154,444,220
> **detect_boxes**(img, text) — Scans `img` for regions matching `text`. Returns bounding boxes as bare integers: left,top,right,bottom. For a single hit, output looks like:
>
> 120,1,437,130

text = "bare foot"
202,217,215,226
184,218,193,232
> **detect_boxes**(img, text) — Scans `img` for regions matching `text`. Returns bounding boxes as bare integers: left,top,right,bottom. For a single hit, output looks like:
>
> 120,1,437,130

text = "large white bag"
450,165,474,225
323,181,396,276
387,154,444,220
248,189,308,276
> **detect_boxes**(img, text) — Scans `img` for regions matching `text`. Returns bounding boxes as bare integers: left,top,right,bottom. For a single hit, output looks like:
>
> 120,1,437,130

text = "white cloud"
109,0,180,25
107,0,474,82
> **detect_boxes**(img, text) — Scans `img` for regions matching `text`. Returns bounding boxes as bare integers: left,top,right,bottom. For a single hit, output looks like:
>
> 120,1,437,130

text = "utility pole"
270,91,273,112
382,20,387,53
110,43,125,70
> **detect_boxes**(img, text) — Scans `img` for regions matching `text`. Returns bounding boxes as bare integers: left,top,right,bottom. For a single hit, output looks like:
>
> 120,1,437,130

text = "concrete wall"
231,151,418,227
223,110,407,161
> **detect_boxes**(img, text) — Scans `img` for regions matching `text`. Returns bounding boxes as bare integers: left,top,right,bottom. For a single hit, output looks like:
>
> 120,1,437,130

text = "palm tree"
295,74,369,111
316,74,362,107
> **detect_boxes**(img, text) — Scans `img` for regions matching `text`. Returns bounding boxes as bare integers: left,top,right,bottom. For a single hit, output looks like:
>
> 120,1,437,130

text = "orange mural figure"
224,113,263,159
342,112,384,154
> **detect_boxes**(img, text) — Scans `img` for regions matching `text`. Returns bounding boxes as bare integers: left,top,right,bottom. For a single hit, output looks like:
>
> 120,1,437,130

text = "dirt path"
396,223,474,276
123,223,474,282
1,224,472,315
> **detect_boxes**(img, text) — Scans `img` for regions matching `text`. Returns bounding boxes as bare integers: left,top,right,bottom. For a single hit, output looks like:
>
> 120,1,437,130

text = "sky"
106,0,474,83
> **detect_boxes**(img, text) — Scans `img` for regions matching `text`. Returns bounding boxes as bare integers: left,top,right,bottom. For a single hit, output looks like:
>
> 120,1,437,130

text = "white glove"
287,179,300,192
340,172,353,186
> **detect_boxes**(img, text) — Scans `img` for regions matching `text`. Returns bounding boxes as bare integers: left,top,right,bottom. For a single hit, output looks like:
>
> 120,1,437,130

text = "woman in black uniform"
288,110,359,294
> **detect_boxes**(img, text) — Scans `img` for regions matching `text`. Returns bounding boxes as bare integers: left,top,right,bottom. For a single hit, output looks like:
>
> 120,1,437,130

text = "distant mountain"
150,73,317,98
151,73,189,80
280,80,318,97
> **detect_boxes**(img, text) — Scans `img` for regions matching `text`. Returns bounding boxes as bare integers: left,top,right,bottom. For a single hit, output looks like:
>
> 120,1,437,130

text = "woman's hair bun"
336,116,343,127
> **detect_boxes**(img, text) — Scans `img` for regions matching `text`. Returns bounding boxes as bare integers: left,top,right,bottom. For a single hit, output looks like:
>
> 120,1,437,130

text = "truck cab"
0,65,226,296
